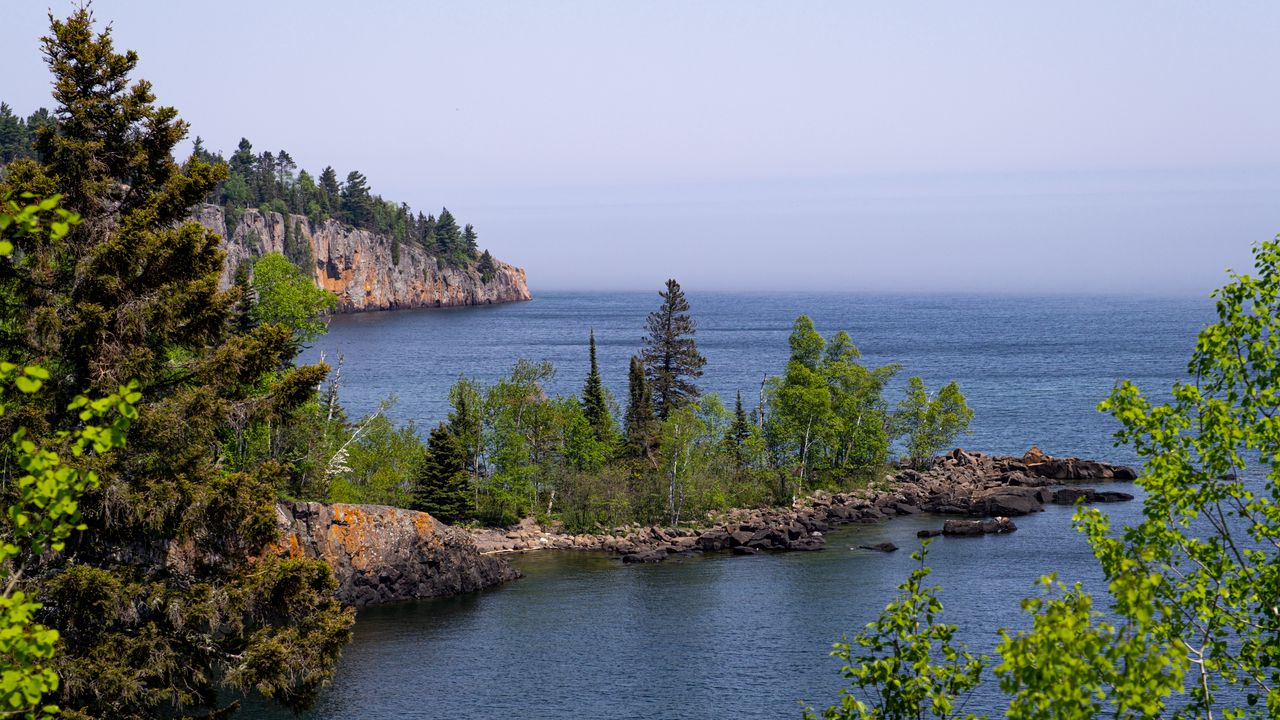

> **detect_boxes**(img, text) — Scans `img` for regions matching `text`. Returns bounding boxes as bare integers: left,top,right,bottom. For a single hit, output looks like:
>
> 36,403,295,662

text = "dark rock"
943,517,1017,536
916,529,943,538
697,530,731,552
858,542,898,552
727,529,754,547
622,550,667,564
732,546,760,555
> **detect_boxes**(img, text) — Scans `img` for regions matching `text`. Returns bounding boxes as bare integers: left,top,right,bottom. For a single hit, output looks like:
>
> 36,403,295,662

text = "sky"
3,1,1278,295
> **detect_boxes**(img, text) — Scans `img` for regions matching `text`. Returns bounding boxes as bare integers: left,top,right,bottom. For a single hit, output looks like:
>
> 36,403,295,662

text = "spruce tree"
464,222,479,257
318,165,340,215
477,249,496,281
412,423,472,524
340,170,373,226
727,390,753,471
640,278,707,419
581,330,613,443
0,9,351,717
433,207,462,258
624,355,657,458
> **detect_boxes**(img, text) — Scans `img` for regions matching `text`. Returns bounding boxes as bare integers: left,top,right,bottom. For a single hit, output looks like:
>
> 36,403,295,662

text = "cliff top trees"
641,279,706,420
0,8,351,717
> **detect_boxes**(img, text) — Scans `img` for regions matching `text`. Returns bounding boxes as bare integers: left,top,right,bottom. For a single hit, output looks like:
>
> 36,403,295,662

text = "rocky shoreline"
468,448,1137,564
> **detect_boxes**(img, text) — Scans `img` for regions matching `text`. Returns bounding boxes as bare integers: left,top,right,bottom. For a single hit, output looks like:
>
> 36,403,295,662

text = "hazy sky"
4,1,1277,294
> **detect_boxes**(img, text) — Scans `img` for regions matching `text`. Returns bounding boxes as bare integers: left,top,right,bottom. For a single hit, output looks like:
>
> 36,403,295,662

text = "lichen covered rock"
275,502,520,608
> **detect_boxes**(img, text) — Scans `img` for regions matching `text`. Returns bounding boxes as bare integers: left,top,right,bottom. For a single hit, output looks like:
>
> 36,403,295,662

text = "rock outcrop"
469,448,1138,564
275,502,520,608
195,205,532,312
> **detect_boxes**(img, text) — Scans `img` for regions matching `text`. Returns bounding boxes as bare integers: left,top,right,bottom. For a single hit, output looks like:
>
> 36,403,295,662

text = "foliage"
581,330,616,446
641,279,707,419
251,252,338,343
0,10,353,717
804,543,985,720
412,423,472,523
896,378,973,470
0,194,133,718
624,355,658,461
766,316,900,497
813,236,1280,720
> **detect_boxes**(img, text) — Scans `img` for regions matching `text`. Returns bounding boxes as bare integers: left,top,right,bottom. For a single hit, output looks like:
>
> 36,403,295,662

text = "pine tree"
624,355,657,458
0,9,352,716
726,390,753,471
412,423,472,524
318,165,340,215
640,279,707,419
340,170,373,226
581,331,614,443
433,207,462,258
463,223,479,256
477,249,496,281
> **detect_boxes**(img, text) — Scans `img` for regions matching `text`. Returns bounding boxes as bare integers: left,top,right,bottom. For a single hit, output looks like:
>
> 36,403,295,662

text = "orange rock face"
274,502,520,608
196,205,532,312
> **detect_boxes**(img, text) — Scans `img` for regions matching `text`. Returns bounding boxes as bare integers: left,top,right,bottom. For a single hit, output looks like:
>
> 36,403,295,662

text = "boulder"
274,502,520,609
858,542,899,552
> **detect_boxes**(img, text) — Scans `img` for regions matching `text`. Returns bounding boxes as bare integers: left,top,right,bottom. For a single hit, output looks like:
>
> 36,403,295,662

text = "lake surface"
276,291,1212,719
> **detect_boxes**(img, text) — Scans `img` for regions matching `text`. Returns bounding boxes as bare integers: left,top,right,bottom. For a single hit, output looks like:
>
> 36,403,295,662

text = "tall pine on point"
640,279,706,419
581,330,613,443
624,355,657,458
412,423,472,524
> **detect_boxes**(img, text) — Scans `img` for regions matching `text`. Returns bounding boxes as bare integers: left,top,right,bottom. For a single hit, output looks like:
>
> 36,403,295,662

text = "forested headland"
2,79,528,313
3,6,1280,720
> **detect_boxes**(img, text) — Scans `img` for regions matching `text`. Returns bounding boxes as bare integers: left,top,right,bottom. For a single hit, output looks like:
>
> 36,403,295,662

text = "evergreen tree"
318,165,340,215
229,137,255,178
0,10,352,717
0,102,30,163
726,389,753,470
412,423,472,524
477,249,496,281
433,207,463,258
624,355,657,458
340,170,373,226
581,330,614,443
640,279,706,419
464,223,479,256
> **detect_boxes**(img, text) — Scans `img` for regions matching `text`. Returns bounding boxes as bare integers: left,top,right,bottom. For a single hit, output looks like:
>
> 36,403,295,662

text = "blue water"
277,291,1214,720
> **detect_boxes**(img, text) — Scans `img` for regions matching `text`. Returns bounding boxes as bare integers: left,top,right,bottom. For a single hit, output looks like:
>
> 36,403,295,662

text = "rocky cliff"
196,205,532,312
275,502,520,608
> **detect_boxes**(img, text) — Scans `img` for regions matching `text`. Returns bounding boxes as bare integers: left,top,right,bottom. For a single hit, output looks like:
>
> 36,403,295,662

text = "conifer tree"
340,170,373,225
412,423,472,524
640,279,706,419
581,331,614,443
433,207,462,258
726,389,753,471
477,249,496,281
624,355,657,458
464,223,479,256
0,9,352,717
318,165,340,215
